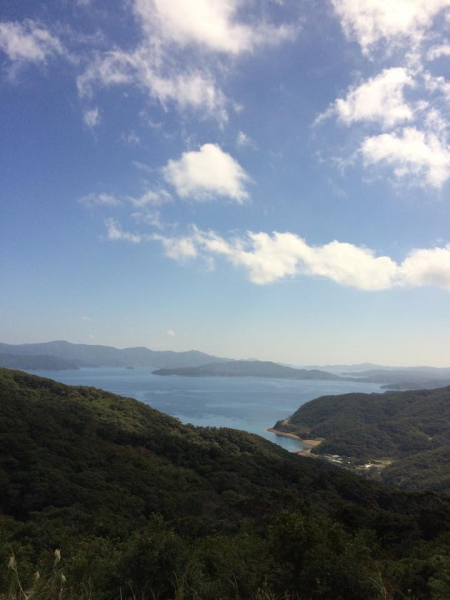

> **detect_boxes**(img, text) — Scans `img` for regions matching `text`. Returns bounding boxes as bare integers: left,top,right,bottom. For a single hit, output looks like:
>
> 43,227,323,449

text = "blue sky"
2,0,450,366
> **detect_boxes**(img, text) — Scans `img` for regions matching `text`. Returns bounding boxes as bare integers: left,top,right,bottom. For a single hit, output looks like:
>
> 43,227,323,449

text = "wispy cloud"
105,218,143,243
128,188,172,207
83,107,100,129
0,19,65,66
79,192,121,207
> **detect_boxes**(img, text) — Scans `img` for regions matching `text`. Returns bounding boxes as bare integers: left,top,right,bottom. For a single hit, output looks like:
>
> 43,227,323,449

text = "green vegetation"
4,368,450,598
274,386,450,491
153,360,344,380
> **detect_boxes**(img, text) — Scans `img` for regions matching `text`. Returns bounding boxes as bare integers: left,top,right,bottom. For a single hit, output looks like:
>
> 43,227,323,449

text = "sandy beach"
266,427,322,454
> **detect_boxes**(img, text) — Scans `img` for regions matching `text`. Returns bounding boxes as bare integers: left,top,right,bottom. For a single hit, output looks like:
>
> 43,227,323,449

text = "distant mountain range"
0,353,79,371
2,341,450,389
0,341,230,370
153,360,349,381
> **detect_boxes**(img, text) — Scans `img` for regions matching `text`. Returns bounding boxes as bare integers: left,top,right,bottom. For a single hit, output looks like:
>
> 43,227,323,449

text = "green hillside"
273,386,450,492
3,368,450,599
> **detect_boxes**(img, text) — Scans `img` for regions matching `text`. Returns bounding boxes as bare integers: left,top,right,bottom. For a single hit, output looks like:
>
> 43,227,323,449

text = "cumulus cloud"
133,0,296,55
166,329,175,336
0,20,64,65
361,127,450,188
147,227,450,291
162,143,251,202
80,192,121,207
332,68,415,129
331,0,450,53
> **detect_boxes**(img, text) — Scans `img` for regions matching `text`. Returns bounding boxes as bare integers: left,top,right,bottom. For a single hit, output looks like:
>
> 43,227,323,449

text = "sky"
2,0,450,366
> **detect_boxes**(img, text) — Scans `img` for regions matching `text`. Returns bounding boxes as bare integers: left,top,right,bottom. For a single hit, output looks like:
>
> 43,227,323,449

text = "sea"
28,367,383,452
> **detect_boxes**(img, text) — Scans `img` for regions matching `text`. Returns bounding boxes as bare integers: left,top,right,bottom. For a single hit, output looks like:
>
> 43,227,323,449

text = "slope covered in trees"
3,368,450,599
273,385,450,492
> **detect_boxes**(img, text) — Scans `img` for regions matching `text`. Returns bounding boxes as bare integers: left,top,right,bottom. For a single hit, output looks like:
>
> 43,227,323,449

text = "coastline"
266,427,322,454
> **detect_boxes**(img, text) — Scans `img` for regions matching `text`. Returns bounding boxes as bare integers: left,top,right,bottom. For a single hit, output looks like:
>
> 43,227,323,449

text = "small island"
152,360,349,381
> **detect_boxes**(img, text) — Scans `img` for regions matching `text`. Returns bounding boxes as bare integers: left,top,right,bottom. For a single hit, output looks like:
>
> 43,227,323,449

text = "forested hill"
273,385,450,492
4,369,450,599
153,360,345,380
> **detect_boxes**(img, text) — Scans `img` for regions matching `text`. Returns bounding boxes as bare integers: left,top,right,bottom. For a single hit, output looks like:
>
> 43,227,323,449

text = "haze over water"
29,368,383,451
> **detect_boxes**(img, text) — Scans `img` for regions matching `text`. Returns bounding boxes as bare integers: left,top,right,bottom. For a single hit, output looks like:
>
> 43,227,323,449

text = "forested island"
3,367,450,598
273,385,450,492
152,360,347,380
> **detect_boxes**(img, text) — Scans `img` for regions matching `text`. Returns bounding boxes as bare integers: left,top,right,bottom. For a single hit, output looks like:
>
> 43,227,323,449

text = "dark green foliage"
3,368,450,598
274,386,450,492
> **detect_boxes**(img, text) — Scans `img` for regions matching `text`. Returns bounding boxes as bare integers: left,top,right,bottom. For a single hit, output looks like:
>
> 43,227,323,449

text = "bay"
28,367,383,452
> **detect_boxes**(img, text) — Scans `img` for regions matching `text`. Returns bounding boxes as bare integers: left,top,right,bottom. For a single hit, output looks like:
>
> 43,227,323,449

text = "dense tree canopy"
2,368,450,599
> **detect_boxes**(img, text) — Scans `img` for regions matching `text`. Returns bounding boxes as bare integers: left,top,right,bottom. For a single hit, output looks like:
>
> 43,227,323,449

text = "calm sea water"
29,368,383,452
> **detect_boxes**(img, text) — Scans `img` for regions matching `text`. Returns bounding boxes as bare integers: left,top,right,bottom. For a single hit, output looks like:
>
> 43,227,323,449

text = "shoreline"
266,427,322,454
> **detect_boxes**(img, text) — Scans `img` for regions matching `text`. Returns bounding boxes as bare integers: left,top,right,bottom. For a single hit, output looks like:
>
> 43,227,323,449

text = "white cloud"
334,68,415,129
131,209,164,229
361,127,450,188
152,233,199,261
128,188,172,207
166,329,175,337
331,0,450,53
83,107,100,128
427,43,450,60
133,0,296,55
0,20,64,65
163,143,251,202
121,130,141,146
400,245,450,288
236,130,256,149
105,218,143,243
80,192,121,207
150,227,450,291
77,48,229,122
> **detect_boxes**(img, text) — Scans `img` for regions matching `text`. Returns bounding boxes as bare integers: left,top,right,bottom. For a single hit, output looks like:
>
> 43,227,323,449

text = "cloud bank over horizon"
104,222,450,292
